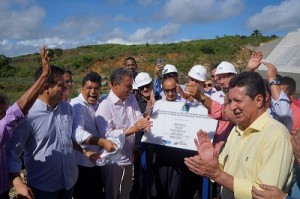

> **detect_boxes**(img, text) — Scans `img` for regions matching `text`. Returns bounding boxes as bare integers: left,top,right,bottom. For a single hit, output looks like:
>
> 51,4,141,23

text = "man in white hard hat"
184,65,207,102
185,61,237,144
153,64,185,99
214,61,237,94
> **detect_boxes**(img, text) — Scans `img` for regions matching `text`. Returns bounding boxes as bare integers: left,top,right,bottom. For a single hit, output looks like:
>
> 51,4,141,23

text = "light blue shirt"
5,99,78,192
70,93,101,167
270,90,293,131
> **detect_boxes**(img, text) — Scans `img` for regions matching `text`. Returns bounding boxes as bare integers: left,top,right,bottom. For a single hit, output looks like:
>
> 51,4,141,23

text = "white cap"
162,64,178,76
135,72,152,88
188,65,207,81
215,61,237,75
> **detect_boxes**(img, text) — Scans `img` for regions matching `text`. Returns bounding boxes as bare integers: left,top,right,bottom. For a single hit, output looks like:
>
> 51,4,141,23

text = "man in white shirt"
70,72,116,199
95,68,151,199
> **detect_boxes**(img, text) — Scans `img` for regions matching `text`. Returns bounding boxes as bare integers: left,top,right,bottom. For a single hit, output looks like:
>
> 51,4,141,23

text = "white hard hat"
135,72,152,88
132,81,138,90
215,61,237,75
188,65,207,82
162,64,178,76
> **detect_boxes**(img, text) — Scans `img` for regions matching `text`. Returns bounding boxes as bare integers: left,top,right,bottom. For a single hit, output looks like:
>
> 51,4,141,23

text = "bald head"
163,77,178,101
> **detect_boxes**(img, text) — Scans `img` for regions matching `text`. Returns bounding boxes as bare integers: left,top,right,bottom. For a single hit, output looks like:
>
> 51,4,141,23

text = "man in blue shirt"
5,66,78,199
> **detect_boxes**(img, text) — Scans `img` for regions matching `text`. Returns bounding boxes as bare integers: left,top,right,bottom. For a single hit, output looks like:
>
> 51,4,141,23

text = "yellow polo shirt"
219,111,294,199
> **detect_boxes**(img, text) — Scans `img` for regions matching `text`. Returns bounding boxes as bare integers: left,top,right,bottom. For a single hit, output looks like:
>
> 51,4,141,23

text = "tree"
54,48,63,58
251,29,262,37
0,55,12,67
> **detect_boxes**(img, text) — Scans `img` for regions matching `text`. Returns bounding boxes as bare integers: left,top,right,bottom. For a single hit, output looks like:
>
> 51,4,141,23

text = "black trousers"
73,165,103,199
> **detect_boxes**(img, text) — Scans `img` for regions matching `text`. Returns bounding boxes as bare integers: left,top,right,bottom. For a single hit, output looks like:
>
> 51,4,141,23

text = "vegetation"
0,33,278,102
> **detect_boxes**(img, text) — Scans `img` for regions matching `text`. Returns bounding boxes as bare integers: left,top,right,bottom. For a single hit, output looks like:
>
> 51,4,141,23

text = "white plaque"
142,100,218,151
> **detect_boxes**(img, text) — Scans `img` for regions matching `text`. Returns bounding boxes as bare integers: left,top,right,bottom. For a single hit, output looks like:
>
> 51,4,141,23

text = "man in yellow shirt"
184,71,294,199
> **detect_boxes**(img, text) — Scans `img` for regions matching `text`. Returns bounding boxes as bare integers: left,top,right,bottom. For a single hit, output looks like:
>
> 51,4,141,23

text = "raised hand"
246,51,263,71
40,45,51,78
263,62,278,81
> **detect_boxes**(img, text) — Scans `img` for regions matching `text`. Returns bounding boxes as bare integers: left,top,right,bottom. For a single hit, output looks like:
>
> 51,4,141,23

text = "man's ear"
255,94,265,109
112,81,119,88
41,83,50,93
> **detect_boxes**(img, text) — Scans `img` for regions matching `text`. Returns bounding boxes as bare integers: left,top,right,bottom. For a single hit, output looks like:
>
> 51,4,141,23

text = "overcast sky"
0,0,299,57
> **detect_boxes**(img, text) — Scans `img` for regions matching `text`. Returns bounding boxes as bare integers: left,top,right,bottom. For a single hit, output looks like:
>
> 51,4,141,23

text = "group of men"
0,45,299,199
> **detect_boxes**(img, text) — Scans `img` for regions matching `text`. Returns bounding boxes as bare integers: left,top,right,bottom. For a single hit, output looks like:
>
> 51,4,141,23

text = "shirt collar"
78,93,98,110
36,98,59,111
235,111,269,137
108,90,125,105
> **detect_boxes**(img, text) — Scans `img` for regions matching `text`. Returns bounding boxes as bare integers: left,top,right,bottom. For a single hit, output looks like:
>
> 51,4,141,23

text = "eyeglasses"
164,88,177,94
138,83,152,90
204,83,213,88
65,80,73,84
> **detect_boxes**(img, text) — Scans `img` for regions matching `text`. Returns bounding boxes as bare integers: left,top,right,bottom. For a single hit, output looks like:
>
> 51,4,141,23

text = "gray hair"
110,67,133,85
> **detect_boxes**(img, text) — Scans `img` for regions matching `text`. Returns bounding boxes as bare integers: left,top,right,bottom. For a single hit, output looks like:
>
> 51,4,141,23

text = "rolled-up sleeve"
71,103,92,144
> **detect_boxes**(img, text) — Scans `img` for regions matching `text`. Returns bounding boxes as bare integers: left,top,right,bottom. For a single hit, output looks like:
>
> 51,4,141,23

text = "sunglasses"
204,83,213,88
65,80,74,84
138,83,152,90
164,88,177,94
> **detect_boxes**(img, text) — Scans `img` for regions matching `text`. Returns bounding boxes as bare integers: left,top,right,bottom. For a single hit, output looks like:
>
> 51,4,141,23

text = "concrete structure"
257,28,300,97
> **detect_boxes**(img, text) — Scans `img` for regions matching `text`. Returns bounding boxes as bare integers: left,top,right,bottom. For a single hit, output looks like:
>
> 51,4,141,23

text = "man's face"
217,73,234,92
48,75,66,104
163,79,178,101
228,86,262,129
211,68,220,86
63,73,73,99
81,80,101,105
125,60,137,73
113,75,133,101
189,77,204,89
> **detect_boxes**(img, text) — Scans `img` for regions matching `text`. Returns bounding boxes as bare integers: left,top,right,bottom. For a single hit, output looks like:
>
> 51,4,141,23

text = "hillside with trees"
0,32,277,102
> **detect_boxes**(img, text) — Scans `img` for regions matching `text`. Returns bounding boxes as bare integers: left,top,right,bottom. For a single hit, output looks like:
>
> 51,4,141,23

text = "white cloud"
247,0,300,32
51,16,103,39
97,23,181,45
163,0,243,23
0,5,45,40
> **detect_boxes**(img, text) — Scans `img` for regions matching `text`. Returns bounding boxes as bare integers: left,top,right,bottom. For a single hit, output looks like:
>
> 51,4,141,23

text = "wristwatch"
268,79,280,87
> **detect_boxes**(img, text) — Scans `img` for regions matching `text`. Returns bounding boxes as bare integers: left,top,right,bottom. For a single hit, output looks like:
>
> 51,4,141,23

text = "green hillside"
0,34,277,102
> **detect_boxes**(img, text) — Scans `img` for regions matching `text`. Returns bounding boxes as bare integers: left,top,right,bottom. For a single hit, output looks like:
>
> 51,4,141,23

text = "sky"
0,0,299,57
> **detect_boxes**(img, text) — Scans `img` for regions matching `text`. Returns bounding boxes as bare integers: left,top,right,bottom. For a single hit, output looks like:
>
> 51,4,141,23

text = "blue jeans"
289,162,300,199
30,186,73,199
